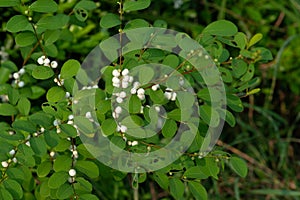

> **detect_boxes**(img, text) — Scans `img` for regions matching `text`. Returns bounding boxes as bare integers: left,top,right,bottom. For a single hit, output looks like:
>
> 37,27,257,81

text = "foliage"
1,0,293,200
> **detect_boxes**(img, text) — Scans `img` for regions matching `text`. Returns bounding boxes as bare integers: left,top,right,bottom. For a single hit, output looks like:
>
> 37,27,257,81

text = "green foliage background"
0,0,299,200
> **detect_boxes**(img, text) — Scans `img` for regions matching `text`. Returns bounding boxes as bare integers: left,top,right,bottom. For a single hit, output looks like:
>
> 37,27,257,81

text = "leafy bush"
0,0,272,199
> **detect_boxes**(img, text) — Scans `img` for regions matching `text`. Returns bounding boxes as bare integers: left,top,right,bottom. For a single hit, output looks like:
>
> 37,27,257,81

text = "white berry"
1,161,8,168
112,69,120,77
50,61,58,68
122,68,129,76
69,169,76,177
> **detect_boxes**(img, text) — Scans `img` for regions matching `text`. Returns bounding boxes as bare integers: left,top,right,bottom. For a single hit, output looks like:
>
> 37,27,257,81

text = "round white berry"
128,76,133,83
18,81,25,88
68,115,74,120
19,68,25,75
121,68,129,76
119,91,126,98
50,61,58,68
13,72,20,79
127,141,132,146
65,92,71,98
151,84,159,91
116,97,123,103
130,88,137,94
137,94,145,100
133,82,141,89
120,125,127,133
171,92,177,101
115,106,122,114
1,161,9,168
69,169,76,177
44,58,50,65
121,81,129,88
113,83,120,88
12,158,17,163
131,141,138,146
9,149,15,156
37,57,44,65
53,119,59,126
50,151,55,157
137,88,145,95
85,111,92,119
164,92,172,100
112,69,120,77
112,77,120,84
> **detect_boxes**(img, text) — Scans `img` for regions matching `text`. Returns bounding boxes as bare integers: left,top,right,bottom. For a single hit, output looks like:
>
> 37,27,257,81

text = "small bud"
9,149,15,156
50,151,55,157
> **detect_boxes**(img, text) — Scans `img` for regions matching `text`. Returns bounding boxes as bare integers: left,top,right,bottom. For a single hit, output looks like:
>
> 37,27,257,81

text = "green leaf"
46,87,66,102
3,179,23,199
60,124,78,138
0,103,17,116
162,119,177,138
56,183,73,199
153,172,169,190
37,14,70,30
129,95,142,114
230,157,248,178
0,0,19,7
169,178,185,200
75,160,99,179
248,33,263,48
183,166,209,179
40,180,50,197
227,94,243,112
74,177,93,192
101,118,117,136
32,66,54,80
123,0,151,12
53,155,72,172
8,87,20,105
48,171,69,189
15,31,36,47
37,161,52,177
17,97,31,115
188,181,207,200
74,8,88,22
162,54,179,68
79,194,99,200
60,59,81,79
44,30,61,46
29,112,53,128
30,136,48,156
203,20,238,36
138,66,154,84
225,110,236,127
167,109,181,121
75,0,97,10
234,32,247,49
6,168,25,183
6,15,32,33
232,59,248,78
12,119,36,133
29,0,58,13
100,13,121,28
0,188,13,200
124,19,149,29
199,105,220,127
197,88,222,102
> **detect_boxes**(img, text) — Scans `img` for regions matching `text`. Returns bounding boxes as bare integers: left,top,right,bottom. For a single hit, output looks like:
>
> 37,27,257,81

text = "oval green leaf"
203,20,238,36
